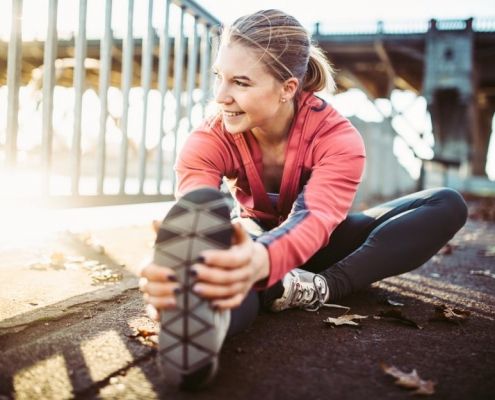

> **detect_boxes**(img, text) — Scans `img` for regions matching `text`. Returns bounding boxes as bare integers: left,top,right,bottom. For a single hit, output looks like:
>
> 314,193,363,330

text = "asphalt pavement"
0,200,494,399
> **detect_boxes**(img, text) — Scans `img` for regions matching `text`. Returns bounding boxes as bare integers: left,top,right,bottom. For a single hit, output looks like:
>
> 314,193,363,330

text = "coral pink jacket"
176,92,366,288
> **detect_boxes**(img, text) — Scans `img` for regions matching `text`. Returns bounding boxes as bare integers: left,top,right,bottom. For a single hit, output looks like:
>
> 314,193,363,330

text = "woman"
140,9,468,390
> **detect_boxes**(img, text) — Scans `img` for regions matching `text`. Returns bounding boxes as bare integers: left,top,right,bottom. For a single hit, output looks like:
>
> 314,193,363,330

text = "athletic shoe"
270,268,330,312
153,187,233,390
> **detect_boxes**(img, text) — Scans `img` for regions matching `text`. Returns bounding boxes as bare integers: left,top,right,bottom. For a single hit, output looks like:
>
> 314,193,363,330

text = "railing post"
119,0,134,194
138,0,154,194
171,6,185,192
199,25,211,117
97,0,113,195
156,0,171,193
71,0,88,195
185,16,199,132
6,0,23,168
42,0,58,195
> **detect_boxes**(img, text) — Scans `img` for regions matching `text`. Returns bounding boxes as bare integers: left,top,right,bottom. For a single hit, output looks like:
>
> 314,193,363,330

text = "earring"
281,98,287,103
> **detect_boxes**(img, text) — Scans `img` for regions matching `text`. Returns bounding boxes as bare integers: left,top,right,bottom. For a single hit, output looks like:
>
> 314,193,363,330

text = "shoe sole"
154,188,233,389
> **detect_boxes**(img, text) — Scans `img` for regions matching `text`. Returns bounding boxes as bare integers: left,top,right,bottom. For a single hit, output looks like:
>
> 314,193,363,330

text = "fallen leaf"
381,363,436,396
430,304,470,324
323,314,367,327
375,309,422,329
470,269,495,279
437,243,455,255
129,326,159,348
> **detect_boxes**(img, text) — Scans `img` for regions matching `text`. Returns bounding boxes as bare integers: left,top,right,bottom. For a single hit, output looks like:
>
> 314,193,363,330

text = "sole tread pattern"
154,188,232,387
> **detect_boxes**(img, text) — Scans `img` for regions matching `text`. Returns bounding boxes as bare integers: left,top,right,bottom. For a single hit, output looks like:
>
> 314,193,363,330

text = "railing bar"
199,26,210,117
71,0,88,196
97,0,113,195
185,16,199,132
6,0,23,168
171,6,185,192
41,0,58,195
208,27,217,101
138,0,154,194
170,0,220,26
119,0,134,194
156,0,171,193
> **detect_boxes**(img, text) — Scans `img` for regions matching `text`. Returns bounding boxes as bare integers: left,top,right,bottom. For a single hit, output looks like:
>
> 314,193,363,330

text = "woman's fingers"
192,262,251,284
211,293,245,310
140,262,177,282
201,224,253,268
144,293,177,309
193,280,249,299
139,280,180,296
145,304,160,321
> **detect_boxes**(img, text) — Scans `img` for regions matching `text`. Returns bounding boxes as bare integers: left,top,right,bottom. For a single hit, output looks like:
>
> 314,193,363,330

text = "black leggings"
227,187,468,337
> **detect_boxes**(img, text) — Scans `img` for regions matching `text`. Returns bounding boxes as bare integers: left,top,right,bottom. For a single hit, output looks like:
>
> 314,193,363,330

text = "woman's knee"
433,187,468,230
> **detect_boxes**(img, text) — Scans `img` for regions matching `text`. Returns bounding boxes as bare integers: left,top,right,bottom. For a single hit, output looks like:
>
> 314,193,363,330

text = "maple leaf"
430,304,470,324
323,314,367,327
381,363,436,396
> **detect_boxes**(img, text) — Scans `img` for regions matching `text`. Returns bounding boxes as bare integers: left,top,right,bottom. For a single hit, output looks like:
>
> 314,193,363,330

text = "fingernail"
174,287,182,295
189,268,198,277
196,255,205,263
192,284,202,294
167,274,178,282
210,303,219,311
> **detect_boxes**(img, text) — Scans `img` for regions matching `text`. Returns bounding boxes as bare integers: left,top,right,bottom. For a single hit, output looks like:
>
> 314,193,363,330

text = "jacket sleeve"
175,127,231,197
256,121,366,288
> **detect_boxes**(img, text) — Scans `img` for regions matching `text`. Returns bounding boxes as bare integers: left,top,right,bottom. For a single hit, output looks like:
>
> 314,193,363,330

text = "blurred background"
1,0,494,210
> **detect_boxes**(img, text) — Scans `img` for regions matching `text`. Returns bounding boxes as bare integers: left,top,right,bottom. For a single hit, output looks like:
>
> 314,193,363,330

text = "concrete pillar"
423,18,478,172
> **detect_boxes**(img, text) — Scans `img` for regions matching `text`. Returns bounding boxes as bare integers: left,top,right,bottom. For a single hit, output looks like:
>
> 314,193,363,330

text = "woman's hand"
139,221,270,317
191,222,270,310
139,261,180,321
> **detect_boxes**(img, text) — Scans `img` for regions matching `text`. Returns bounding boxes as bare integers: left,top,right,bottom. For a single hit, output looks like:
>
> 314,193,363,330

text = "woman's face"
212,43,287,135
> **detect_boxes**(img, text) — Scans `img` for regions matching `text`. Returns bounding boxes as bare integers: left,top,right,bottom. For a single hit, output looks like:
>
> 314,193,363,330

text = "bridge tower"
423,18,493,176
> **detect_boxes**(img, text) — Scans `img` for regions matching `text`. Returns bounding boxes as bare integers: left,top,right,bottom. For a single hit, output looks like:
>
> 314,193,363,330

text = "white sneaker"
270,268,330,312
153,188,233,390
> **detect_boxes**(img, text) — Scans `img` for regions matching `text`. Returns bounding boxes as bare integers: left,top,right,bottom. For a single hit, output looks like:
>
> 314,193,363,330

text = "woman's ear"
282,77,299,100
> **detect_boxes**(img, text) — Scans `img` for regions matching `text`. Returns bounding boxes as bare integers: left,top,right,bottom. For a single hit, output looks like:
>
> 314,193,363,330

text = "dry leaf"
129,326,159,348
381,363,436,396
430,304,470,324
437,243,458,255
470,269,495,279
375,309,422,329
323,314,367,327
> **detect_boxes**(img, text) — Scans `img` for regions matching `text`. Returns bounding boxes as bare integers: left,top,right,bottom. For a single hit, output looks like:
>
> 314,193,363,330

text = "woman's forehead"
214,43,269,78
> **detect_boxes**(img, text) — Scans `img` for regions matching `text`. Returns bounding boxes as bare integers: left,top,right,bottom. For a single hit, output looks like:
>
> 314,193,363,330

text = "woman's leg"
302,187,468,301
226,290,260,337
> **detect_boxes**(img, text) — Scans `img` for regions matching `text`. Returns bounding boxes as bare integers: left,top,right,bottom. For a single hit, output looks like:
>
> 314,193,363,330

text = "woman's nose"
214,82,233,105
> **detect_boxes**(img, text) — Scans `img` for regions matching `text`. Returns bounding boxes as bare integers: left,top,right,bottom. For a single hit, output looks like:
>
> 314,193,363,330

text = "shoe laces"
292,275,328,312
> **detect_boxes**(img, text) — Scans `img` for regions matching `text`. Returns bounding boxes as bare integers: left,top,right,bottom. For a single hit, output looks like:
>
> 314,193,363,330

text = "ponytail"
302,45,336,94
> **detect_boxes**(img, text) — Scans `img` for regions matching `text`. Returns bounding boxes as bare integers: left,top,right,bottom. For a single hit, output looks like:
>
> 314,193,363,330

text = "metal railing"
1,0,221,207
314,17,495,36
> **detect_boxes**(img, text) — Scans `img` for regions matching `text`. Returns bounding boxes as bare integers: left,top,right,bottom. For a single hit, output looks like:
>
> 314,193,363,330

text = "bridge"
1,0,494,207
314,18,495,177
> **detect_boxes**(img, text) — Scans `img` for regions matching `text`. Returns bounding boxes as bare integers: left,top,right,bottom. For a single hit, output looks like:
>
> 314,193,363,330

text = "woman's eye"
234,80,249,87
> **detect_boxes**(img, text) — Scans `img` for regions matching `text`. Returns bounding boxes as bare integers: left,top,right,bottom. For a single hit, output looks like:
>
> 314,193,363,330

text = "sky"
199,0,494,30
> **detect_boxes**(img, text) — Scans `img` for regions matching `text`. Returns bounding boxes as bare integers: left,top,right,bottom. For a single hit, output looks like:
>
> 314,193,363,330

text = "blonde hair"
220,9,336,95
